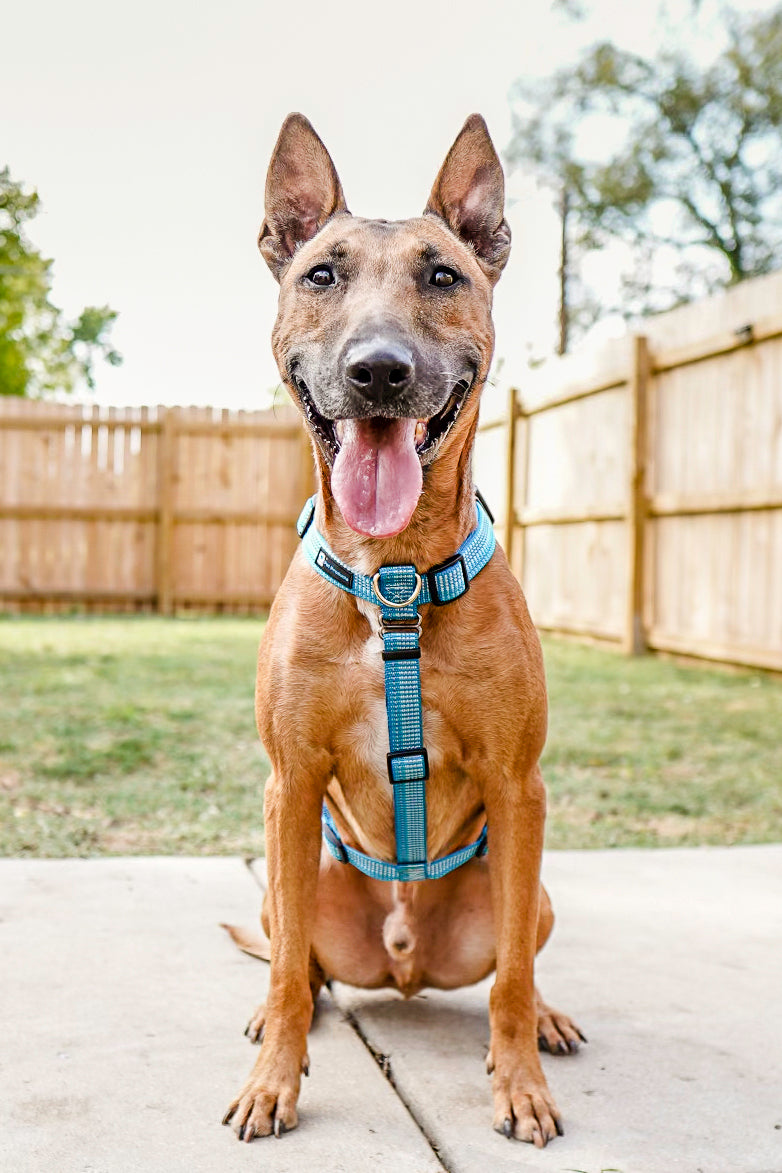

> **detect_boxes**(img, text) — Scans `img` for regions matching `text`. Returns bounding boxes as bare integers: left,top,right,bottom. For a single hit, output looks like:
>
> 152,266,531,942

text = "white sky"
2,0,768,408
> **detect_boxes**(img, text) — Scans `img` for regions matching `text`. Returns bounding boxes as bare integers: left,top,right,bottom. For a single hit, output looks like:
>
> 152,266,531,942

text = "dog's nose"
345,342,414,403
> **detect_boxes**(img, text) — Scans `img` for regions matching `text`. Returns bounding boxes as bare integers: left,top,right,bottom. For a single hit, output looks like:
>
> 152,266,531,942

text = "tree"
506,5,782,351
0,167,121,396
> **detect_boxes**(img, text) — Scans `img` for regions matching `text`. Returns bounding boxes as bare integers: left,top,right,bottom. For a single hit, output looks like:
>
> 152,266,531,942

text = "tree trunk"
557,185,569,356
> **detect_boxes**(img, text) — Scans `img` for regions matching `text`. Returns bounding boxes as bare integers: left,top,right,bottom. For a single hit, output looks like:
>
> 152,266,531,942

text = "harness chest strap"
297,491,495,883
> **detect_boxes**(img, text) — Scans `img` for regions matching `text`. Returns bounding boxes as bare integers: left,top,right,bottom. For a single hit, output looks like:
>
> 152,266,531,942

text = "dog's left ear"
425,114,511,283
259,113,349,281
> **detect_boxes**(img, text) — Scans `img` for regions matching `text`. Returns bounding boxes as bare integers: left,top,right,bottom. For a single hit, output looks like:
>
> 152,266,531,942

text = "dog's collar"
296,489,495,609
297,490,495,882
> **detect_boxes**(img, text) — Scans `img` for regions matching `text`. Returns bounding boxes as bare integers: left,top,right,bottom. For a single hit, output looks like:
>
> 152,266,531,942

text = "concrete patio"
2,846,781,1173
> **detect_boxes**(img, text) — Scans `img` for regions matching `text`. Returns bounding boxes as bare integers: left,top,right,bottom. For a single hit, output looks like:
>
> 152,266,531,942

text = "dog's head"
260,113,510,538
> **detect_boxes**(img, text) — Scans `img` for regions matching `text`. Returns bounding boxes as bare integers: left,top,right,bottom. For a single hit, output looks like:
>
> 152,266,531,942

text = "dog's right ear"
425,114,511,284
259,113,349,281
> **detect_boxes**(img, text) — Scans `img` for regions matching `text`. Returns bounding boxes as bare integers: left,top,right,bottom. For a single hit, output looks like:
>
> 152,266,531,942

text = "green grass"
0,617,266,856
0,617,780,856
542,637,782,848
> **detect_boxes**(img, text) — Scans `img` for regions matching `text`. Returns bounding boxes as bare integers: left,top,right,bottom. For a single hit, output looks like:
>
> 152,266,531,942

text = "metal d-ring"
372,571,422,608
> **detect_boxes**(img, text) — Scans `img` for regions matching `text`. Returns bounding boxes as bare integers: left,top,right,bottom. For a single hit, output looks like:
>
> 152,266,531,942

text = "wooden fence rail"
474,273,782,673
0,400,314,613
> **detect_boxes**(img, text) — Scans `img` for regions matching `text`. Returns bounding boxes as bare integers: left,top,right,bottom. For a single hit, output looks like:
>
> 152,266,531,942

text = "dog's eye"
306,266,336,287
431,268,458,288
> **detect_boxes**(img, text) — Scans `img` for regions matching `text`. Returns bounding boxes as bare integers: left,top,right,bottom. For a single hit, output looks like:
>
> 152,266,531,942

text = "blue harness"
296,490,496,882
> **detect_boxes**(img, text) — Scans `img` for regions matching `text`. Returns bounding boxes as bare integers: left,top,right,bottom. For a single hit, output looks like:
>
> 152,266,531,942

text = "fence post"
503,386,519,563
517,398,531,591
625,335,650,655
155,406,176,615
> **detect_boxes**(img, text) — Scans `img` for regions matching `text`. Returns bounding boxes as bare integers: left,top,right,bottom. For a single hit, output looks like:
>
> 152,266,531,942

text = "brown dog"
224,113,583,1148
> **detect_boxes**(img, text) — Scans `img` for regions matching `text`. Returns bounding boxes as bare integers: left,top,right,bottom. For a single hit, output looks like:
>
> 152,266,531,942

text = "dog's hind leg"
414,864,585,1053
533,885,586,1055
242,951,327,1046
235,886,327,1046
535,988,586,1056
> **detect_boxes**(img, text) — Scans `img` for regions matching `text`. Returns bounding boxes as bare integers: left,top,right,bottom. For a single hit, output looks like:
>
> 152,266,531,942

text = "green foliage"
507,5,782,342
550,0,588,18
0,167,121,397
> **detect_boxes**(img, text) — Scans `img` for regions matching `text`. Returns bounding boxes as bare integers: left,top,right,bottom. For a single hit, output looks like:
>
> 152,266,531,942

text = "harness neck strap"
298,491,495,882
296,491,496,607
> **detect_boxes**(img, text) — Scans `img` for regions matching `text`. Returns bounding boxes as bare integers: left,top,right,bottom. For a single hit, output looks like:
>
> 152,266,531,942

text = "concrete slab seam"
338,1004,451,1172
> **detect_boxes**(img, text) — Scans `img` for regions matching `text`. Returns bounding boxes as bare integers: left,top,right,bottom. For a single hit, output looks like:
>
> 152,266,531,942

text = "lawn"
0,616,780,856
0,617,264,856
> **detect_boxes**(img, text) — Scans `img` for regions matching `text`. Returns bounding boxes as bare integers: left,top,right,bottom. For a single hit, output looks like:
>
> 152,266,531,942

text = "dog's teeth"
415,420,427,448
336,421,344,441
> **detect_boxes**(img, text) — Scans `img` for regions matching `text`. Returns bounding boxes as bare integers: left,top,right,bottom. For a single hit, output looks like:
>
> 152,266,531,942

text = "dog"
223,112,583,1148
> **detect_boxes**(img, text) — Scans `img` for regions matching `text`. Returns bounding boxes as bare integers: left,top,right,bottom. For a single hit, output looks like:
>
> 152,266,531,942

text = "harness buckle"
426,553,469,606
379,614,422,637
382,646,421,662
387,747,429,784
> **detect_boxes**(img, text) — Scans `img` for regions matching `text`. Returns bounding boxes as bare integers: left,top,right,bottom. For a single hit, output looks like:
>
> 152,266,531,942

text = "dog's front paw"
489,1058,562,1147
223,1050,308,1142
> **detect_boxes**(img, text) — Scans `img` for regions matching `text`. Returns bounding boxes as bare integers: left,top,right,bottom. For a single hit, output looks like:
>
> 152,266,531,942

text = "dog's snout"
345,342,414,403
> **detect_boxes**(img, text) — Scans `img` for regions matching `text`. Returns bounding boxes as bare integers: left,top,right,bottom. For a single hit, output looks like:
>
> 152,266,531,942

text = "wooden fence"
3,269,782,662
474,270,782,673
0,400,314,613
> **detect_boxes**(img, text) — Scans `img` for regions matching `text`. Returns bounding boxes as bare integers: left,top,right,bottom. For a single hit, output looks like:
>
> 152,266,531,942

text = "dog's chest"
331,632,468,795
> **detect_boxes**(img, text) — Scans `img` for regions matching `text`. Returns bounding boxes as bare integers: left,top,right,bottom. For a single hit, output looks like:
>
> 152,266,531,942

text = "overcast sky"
3,0,765,408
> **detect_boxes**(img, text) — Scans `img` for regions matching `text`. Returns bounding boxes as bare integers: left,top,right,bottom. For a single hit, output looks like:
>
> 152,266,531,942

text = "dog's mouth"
292,374,472,538
292,375,472,465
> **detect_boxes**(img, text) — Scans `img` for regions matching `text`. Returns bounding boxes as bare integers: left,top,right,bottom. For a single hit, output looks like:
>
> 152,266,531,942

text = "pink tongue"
332,418,423,537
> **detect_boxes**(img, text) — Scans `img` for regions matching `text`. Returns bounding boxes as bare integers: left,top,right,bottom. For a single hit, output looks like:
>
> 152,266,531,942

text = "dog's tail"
220,923,271,962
